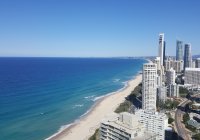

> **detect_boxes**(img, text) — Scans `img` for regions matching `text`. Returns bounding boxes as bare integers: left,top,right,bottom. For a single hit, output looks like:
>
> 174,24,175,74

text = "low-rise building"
190,113,200,123
187,119,200,130
100,112,156,140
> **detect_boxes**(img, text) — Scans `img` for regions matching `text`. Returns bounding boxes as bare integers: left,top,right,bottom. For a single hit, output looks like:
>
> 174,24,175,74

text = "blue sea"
0,58,146,140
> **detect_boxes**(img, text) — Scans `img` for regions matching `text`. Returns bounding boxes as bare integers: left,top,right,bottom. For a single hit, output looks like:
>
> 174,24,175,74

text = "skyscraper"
142,63,157,111
166,68,176,85
176,40,183,61
163,41,166,66
184,43,192,70
158,33,165,66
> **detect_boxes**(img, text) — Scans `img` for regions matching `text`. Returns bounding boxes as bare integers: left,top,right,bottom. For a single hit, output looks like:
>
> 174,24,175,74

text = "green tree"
157,99,180,110
89,129,99,140
114,101,131,113
192,133,200,140
183,113,190,123
168,117,174,124
179,87,189,98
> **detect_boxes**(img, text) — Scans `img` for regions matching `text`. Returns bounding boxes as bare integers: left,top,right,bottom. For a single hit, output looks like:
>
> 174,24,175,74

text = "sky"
0,0,200,57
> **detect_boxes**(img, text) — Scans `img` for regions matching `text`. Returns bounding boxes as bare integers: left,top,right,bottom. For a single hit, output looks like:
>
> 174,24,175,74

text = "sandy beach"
49,74,142,140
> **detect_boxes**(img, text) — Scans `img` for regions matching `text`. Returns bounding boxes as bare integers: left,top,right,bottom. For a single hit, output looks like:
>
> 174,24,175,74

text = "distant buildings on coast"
99,33,200,140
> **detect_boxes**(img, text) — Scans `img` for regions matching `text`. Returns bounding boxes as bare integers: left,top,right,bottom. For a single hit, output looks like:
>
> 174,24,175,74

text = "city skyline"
0,0,200,57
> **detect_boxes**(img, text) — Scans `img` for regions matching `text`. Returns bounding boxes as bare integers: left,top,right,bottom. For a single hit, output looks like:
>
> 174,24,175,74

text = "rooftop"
134,131,158,140
101,112,144,135
185,68,200,71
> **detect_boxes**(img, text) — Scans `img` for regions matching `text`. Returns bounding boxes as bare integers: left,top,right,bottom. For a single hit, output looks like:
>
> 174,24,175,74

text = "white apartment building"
156,66,165,87
164,59,174,71
135,110,168,140
157,86,167,102
192,61,196,68
165,68,176,85
168,84,179,97
142,63,157,112
154,57,161,70
184,68,200,86
154,58,165,87
164,59,183,73
157,75,162,87
165,68,180,97
160,65,165,86
173,60,184,73
100,112,157,140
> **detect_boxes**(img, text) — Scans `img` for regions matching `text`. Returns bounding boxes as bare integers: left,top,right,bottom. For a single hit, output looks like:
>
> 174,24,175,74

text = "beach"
49,74,142,140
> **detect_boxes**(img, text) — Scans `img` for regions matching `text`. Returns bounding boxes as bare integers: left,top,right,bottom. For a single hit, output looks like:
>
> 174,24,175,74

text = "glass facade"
176,40,183,61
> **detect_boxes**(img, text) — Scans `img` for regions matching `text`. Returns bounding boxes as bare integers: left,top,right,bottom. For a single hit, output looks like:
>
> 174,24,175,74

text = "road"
175,99,191,140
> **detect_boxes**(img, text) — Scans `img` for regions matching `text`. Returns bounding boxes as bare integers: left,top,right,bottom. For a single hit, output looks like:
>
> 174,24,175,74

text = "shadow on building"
165,130,184,140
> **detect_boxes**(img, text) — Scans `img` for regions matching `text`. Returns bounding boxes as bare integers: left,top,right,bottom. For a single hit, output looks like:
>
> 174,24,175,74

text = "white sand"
51,74,142,140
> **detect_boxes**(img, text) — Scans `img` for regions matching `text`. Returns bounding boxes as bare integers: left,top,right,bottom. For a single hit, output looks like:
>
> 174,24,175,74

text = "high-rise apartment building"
142,63,157,111
154,57,165,86
158,33,165,66
157,86,167,102
184,44,192,70
164,59,174,71
165,68,179,97
176,40,183,61
192,61,196,68
166,68,176,85
154,57,161,70
168,84,179,97
174,60,184,73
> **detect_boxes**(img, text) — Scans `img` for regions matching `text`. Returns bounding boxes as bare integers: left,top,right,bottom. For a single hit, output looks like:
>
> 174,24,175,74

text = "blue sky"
0,0,199,57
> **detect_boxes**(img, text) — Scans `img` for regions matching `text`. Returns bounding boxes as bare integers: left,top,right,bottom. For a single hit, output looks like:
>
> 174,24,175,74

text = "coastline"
47,73,142,140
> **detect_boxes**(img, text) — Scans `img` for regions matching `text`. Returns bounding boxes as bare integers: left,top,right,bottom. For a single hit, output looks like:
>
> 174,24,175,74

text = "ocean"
0,57,146,140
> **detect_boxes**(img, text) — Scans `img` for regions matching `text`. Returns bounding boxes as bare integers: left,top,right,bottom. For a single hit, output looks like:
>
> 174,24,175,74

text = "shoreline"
46,76,133,140
47,73,142,140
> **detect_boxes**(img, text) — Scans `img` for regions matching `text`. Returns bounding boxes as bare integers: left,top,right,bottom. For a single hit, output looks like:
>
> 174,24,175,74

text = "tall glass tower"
163,41,166,66
158,33,165,66
176,40,183,61
184,43,192,70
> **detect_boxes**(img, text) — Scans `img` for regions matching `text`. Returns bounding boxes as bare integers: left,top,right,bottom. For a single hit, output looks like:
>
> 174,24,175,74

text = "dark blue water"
0,58,146,140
